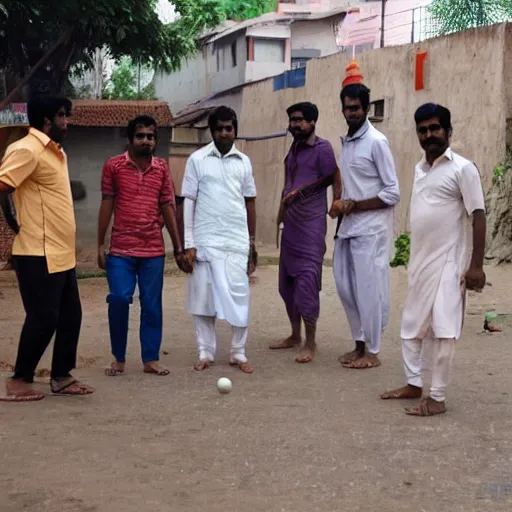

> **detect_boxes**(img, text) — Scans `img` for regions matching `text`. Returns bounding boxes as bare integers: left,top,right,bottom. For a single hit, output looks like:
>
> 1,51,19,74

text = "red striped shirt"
101,152,175,257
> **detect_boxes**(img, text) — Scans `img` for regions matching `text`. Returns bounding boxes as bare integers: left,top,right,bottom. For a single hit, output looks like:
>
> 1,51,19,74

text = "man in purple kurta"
270,102,340,363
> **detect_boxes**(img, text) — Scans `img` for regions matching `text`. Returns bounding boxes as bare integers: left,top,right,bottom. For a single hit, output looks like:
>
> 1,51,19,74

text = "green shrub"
390,232,410,268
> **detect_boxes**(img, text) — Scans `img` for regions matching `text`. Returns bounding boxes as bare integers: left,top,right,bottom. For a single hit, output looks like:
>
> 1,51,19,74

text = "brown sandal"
405,397,447,416
229,360,254,374
51,378,95,395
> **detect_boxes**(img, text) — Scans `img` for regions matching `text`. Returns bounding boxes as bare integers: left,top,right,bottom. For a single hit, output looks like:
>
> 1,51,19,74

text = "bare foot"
143,362,170,376
405,397,447,416
105,361,125,377
229,360,254,374
338,349,362,365
295,344,316,363
193,360,212,372
0,378,45,402
269,336,301,350
342,354,381,369
381,384,422,400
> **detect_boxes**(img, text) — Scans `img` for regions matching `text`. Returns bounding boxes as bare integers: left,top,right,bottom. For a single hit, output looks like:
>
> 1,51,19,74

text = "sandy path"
0,264,511,511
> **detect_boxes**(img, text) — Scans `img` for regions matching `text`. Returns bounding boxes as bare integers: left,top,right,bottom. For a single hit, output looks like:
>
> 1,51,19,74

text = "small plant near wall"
390,232,410,268
493,163,505,185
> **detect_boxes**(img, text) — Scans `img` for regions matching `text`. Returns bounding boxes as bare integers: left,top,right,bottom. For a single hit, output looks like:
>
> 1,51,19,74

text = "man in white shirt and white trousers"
382,103,486,416
331,81,400,370
181,106,257,374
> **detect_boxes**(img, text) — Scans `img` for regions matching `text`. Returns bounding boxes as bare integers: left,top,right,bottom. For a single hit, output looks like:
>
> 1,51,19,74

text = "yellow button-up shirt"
0,128,76,273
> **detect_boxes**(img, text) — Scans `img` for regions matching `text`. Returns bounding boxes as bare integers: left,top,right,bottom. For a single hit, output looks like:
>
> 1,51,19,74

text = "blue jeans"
106,255,165,363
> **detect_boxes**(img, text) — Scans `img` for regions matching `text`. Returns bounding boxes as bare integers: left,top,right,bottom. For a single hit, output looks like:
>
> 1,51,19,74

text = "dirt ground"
1,263,512,512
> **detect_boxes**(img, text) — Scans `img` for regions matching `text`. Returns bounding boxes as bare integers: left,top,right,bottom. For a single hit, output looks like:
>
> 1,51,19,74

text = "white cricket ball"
216,377,232,394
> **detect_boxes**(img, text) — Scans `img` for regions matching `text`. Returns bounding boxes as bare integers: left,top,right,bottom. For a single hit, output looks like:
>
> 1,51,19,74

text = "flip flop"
0,391,45,402
405,397,447,416
51,378,95,395
229,361,254,374
104,363,125,377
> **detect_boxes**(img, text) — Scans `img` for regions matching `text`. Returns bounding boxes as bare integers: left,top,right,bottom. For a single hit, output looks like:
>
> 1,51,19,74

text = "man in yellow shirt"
0,96,94,401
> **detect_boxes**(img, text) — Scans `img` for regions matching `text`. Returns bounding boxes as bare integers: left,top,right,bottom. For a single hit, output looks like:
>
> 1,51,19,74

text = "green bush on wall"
390,232,410,268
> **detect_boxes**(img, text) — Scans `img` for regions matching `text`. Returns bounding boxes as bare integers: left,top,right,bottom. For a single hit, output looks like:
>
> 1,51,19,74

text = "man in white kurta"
181,107,257,374
382,103,486,416
332,82,400,370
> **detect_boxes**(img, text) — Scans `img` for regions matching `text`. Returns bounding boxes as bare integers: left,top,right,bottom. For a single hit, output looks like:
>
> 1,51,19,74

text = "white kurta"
182,142,256,328
334,120,400,354
401,148,485,341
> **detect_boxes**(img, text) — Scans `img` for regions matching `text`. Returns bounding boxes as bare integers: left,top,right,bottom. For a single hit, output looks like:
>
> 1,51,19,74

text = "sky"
156,0,177,24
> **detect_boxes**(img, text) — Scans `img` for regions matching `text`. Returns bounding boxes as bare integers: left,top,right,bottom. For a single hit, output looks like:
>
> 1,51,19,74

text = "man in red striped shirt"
97,115,186,377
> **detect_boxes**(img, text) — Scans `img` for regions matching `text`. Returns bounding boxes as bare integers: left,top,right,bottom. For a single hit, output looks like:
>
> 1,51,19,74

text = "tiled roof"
69,100,173,128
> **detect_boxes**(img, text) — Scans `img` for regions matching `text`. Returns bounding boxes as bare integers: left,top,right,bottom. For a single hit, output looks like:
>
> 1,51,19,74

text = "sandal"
405,397,447,416
51,377,95,395
229,360,254,374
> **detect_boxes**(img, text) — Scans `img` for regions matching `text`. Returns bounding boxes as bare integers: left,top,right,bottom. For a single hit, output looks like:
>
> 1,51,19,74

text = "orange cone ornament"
342,59,364,88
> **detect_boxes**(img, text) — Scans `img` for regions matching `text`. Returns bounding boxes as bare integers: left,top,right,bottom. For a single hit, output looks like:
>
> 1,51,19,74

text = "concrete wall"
155,51,207,114
207,32,248,95
505,24,512,119
237,24,510,252
64,127,171,250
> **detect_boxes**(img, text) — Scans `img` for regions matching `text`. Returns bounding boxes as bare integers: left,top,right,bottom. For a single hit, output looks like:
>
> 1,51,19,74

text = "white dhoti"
186,249,250,363
333,230,390,354
181,143,257,365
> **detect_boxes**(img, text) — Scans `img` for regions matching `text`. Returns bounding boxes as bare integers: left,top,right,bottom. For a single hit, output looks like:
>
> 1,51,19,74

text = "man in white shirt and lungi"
381,103,486,416
181,106,257,374
331,63,400,370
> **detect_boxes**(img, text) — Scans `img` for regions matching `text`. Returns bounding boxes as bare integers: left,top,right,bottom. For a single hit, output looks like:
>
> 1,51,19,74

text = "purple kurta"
279,135,338,326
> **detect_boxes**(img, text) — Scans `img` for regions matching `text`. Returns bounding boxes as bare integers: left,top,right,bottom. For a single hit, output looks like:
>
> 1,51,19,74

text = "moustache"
425,137,444,146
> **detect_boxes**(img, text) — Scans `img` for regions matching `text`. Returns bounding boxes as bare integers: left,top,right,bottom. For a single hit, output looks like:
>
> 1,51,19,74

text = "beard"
49,125,66,143
289,127,310,141
133,146,153,157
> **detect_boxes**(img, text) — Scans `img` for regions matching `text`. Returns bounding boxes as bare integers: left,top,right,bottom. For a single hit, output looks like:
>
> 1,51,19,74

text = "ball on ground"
217,377,232,394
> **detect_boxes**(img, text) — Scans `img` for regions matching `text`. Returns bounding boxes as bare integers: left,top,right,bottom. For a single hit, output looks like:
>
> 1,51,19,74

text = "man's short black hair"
286,102,319,123
208,106,238,136
414,103,452,134
27,96,72,131
340,84,371,110
127,115,158,142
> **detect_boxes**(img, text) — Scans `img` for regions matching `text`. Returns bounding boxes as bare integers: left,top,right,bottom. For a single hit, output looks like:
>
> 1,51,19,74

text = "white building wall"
154,51,207,114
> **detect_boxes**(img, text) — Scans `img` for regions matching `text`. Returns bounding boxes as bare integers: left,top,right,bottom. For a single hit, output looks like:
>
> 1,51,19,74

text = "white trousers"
194,315,248,363
333,233,390,354
402,337,456,402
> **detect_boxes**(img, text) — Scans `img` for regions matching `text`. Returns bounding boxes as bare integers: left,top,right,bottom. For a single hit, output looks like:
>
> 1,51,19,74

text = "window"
291,57,308,70
231,41,237,67
216,46,225,72
369,99,385,122
253,38,286,63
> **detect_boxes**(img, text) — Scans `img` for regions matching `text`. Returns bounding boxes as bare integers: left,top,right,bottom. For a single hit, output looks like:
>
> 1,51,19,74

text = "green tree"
219,0,277,20
430,0,512,35
0,0,224,99
0,0,278,101
103,56,156,100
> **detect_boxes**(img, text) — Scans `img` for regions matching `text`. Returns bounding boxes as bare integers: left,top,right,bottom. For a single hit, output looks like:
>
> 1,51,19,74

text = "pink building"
278,0,350,15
